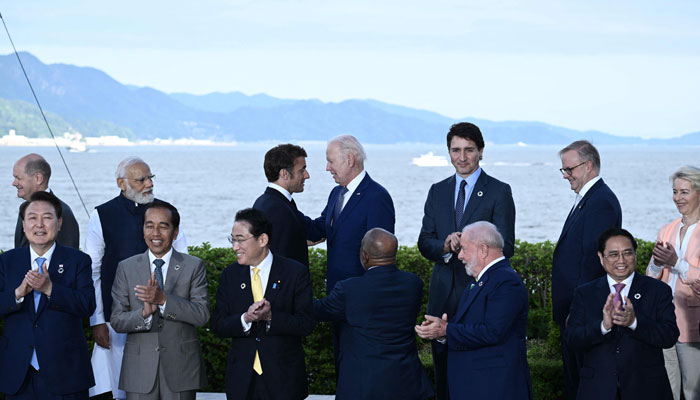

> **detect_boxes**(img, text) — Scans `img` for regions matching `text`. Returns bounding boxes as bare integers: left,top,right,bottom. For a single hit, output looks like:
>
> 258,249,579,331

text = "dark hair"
235,208,272,238
597,228,637,253
263,144,307,182
20,191,63,220
24,156,52,182
143,200,180,230
446,122,485,150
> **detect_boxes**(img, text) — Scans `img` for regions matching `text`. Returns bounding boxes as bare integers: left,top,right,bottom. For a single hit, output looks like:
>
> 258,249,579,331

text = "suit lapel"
452,262,503,322
239,263,254,304
627,272,645,310
459,172,488,230
558,179,605,241
336,173,371,223
35,244,64,317
264,257,283,304
165,250,183,293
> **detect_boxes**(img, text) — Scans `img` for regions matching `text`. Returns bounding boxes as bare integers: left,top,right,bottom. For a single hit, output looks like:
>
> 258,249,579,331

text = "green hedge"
0,239,654,399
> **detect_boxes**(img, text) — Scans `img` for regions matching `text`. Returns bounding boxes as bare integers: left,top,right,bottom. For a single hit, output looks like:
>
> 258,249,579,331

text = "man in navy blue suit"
418,122,515,399
566,228,678,399
416,221,532,400
253,144,311,267
0,191,96,399
314,228,434,400
552,140,622,398
305,134,395,292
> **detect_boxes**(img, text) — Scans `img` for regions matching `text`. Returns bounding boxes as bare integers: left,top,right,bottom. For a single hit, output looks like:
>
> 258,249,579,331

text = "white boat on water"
412,152,449,167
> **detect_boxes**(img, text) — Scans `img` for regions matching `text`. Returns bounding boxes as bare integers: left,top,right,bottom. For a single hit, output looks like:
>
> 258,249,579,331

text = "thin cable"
1,11,90,218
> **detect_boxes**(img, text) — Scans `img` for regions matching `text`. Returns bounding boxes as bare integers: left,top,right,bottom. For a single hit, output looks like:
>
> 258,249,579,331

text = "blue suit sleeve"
0,255,23,316
267,266,316,336
417,184,447,263
366,189,395,233
313,280,347,322
46,253,96,318
578,200,621,285
446,277,526,349
565,287,606,350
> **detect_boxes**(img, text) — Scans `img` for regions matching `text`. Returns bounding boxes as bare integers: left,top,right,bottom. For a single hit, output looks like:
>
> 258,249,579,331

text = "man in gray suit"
12,153,80,249
110,200,209,399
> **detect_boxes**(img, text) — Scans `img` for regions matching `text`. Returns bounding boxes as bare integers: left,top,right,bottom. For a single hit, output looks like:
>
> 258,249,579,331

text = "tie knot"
253,267,260,276
35,257,46,271
153,259,165,269
459,180,467,190
340,186,349,195
613,282,625,293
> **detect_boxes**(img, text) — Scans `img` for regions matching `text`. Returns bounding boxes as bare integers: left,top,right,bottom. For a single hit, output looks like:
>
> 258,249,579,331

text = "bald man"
314,228,434,400
12,153,80,249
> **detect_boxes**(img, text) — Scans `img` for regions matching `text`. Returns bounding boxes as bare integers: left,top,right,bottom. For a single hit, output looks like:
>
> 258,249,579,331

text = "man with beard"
85,157,188,399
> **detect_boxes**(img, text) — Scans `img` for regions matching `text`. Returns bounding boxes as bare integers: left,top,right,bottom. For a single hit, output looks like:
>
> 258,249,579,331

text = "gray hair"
116,157,148,179
462,221,504,250
670,165,700,193
329,135,367,166
559,140,600,173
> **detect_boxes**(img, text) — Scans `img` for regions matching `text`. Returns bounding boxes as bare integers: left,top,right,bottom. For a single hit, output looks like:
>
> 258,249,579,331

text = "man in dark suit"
566,228,678,399
12,153,80,249
314,228,434,400
253,144,310,266
0,191,95,399
418,122,515,399
416,221,532,400
304,134,395,374
110,200,209,399
305,134,395,292
552,140,622,398
212,208,315,400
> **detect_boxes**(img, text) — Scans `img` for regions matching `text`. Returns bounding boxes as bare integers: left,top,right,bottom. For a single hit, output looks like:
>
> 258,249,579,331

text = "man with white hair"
416,221,533,400
305,134,395,371
85,157,188,399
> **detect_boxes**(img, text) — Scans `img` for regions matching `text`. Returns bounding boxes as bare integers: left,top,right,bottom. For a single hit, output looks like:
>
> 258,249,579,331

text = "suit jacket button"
158,323,164,328
155,346,160,352
33,324,38,328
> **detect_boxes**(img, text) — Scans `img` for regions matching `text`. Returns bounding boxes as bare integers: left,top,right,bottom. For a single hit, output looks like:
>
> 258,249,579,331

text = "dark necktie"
455,180,467,228
153,259,165,290
290,198,298,212
613,283,626,311
332,186,349,226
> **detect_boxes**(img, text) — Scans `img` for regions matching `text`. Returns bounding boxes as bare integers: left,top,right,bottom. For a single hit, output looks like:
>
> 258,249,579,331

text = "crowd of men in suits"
0,122,686,400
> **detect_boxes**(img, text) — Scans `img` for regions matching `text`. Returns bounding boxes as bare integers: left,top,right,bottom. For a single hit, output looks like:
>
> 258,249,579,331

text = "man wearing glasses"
212,208,314,400
566,228,677,399
552,140,622,399
85,157,189,399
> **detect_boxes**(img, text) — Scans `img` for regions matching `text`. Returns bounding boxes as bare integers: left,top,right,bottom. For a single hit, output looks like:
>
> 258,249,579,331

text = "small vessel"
412,152,449,167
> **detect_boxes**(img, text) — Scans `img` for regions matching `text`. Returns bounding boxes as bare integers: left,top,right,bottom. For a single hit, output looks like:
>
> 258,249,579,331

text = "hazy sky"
1,0,699,138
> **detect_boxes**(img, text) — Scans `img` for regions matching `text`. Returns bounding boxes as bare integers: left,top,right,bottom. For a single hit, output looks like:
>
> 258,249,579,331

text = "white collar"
476,256,505,281
345,170,366,195
30,242,57,268
251,250,273,271
148,247,174,265
268,183,292,202
606,271,635,289
577,176,601,198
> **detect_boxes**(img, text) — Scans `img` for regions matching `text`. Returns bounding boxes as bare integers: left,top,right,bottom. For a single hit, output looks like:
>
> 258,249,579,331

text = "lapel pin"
477,191,483,197
478,281,484,287
469,283,475,290
356,192,360,195
634,293,641,300
58,264,64,274
273,283,278,289
241,283,246,289
174,264,181,271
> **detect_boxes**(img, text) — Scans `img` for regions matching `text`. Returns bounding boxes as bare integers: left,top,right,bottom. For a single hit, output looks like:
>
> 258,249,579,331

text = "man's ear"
258,233,270,247
117,177,127,192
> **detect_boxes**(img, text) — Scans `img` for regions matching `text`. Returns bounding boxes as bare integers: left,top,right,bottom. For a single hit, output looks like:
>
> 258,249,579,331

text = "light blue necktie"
31,256,46,370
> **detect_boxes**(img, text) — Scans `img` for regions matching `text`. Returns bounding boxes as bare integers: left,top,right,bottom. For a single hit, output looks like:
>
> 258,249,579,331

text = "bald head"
360,228,398,270
13,153,51,200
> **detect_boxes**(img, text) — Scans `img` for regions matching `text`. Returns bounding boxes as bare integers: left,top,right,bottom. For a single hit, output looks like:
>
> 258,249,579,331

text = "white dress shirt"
601,272,638,334
85,208,188,326
240,251,274,332
340,170,366,210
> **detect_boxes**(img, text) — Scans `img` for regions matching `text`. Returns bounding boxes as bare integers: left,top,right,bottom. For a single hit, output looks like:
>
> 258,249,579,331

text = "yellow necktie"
251,267,263,375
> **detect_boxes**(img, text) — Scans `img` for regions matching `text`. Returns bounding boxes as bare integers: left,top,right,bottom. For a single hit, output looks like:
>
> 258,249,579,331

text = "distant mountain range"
1,52,699,145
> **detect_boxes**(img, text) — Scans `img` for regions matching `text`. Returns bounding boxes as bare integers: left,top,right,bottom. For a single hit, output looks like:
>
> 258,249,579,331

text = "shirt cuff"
159,301,166,314
241,313,252,332
442,253,453,263
15,296,25,304
629,318,637,330
600,321,612,335
144,315,152,329
647,263,664,276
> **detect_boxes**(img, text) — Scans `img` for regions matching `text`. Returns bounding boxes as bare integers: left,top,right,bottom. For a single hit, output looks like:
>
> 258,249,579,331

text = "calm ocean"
1,143,696,252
